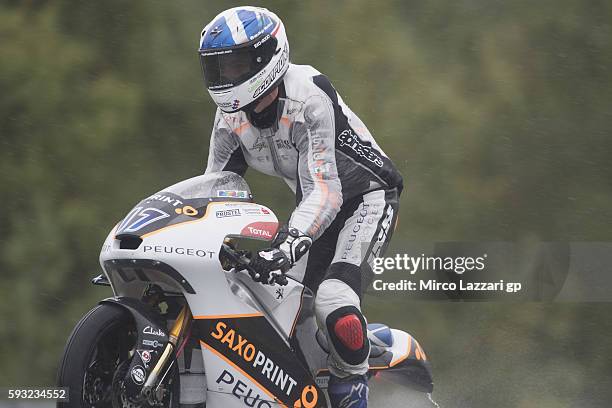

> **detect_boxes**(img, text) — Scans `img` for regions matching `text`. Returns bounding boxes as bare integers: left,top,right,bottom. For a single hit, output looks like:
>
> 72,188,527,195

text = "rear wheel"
57,303,179,407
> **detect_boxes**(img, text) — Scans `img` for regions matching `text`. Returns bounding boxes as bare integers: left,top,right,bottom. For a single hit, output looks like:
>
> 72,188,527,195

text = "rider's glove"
249,248,291,285
272,225,313,265
248,226,312,286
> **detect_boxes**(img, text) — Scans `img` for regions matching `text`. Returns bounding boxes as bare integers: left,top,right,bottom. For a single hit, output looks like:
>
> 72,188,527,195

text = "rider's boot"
327,373,369,408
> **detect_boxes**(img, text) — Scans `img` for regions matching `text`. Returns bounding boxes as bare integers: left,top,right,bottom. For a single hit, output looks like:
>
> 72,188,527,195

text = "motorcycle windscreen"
115,172,252,238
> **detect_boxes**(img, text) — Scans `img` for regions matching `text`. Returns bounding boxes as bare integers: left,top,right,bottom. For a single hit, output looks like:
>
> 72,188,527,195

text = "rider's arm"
289,94,343,241
205,110,248,176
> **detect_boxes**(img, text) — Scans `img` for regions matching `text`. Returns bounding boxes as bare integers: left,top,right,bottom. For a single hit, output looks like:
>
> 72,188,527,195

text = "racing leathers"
205,63,403,378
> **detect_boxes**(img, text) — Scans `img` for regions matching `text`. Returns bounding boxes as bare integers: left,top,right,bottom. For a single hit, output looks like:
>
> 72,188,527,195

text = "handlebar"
220,243,288,286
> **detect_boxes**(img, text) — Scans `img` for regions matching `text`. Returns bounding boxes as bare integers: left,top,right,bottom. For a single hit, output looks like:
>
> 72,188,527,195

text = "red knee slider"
334,314,364,351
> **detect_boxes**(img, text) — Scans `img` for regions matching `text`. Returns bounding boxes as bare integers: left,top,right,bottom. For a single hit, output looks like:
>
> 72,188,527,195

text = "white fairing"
97,174,430,406
101,200,279,312
98,173,324,407
100,198,309,319
226,270,304,339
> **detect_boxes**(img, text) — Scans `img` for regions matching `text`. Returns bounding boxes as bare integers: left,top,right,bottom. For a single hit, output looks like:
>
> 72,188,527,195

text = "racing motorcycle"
56,171,433,407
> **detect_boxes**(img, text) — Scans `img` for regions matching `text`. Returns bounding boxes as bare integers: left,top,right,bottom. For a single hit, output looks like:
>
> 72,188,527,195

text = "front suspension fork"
142,303,192,396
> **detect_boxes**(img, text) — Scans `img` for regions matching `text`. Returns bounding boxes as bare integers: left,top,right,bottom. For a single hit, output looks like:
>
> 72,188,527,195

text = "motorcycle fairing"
368,328,433,393
313,324,434,393
99,297,171,398
115,192,210,239
195,315,326,408
104,258,196,294
227,270,306,339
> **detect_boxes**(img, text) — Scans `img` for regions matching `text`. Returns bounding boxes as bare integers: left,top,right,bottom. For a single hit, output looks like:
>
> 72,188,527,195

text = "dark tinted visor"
200,35,278,90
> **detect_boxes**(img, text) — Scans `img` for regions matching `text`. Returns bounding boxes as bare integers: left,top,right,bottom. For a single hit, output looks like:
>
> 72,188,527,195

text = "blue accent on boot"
328,374,368,408
367,323,393,347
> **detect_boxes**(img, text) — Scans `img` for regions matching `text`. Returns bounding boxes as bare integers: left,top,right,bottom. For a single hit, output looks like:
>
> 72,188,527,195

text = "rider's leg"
316,276,369,377
313,188,400,408
315,274,369,408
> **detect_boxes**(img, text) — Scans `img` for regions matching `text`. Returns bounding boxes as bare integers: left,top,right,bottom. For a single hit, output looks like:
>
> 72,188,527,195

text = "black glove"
273,225,313,264
249,226,312,286
248,248,290,285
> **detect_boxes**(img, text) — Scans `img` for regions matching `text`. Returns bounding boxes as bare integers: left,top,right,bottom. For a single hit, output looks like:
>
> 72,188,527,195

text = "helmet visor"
199,36,278,90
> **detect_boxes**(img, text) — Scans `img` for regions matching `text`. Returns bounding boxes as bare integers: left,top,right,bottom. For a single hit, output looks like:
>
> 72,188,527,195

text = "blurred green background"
1,1,611,407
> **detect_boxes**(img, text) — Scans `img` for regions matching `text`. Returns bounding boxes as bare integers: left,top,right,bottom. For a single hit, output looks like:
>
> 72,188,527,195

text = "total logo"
248,227,272,238
241,222,278,240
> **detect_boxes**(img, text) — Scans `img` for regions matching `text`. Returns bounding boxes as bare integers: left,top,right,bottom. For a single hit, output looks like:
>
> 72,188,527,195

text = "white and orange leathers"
205,63,403,379
205,63,402,241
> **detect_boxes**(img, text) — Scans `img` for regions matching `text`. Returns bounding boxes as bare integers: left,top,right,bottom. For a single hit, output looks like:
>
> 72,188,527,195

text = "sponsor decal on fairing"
197,317,325,407
217,190,250,198
137,349,153,367
240,222,279,240
131,365,146,385
142,245,215,258
143,325,165,337
216,208,242,218
142,339,163,348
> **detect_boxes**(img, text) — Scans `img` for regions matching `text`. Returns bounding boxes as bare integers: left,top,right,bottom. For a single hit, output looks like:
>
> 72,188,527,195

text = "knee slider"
326,306,369,366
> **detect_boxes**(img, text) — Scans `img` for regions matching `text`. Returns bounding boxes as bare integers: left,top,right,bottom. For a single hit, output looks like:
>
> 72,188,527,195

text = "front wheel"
56,303,179,407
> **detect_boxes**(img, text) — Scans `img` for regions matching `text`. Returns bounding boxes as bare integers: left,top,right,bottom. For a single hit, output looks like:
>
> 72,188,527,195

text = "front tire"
57,303,134,407
56,303,179,407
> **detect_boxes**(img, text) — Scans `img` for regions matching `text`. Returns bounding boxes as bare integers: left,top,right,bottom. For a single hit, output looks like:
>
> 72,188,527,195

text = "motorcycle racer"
199,7,403,407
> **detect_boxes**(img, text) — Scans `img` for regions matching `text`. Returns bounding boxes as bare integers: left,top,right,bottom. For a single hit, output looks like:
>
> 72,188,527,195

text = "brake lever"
272,273,289,286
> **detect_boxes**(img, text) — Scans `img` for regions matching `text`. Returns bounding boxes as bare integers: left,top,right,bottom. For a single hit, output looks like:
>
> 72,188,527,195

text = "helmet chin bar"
240,82,281,114
238,94,265,114
209,67,286,115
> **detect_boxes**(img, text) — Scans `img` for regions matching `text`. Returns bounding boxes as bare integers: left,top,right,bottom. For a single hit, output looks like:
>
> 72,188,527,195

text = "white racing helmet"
198,7,289,113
